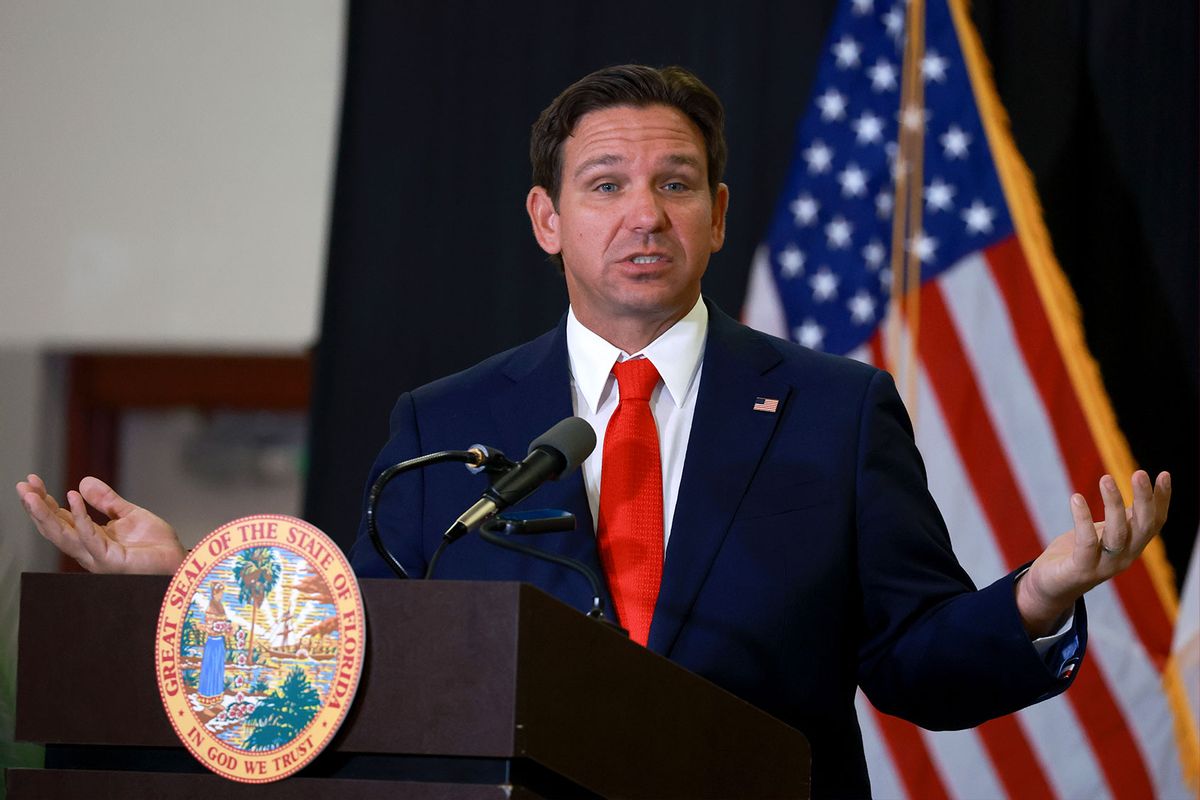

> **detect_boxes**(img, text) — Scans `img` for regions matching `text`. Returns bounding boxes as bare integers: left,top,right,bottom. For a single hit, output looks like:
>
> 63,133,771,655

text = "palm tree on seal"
243,666,322,750
233,547,280,668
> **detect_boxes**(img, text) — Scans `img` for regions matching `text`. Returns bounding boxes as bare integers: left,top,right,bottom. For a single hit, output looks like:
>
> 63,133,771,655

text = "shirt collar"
566,296,708,413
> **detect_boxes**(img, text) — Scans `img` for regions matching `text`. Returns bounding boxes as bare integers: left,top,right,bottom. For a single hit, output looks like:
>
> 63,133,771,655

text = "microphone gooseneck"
366,448,493,579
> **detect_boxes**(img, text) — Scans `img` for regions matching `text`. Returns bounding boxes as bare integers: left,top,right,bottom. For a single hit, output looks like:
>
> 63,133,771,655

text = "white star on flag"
909,229,939,263
851,0,874,15
810,267,840,302
825,215,854,249
803,140,834,174
795,319,825,350
852,111,885,145
875,190,894,219
778,245,806,277
817,89,849,121
862,239,886,269
962,199,996,234
940,124,971,159
790,193,820,226
838,163,869,197
868,58,898,92
882,6,904,41
833,36,862,69
922,50,949,83
925,177,956,212
847,290,877,324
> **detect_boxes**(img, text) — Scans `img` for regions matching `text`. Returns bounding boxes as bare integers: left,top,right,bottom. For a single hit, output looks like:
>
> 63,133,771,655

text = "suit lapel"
647,305,790,655
489,320,611,610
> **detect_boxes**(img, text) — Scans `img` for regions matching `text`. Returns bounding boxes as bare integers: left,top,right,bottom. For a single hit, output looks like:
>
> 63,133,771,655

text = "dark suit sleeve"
349,391,430,578
853,369,1083,729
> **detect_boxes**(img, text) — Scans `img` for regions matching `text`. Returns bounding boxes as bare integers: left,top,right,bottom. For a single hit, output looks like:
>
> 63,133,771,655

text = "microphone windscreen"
528,417,596,474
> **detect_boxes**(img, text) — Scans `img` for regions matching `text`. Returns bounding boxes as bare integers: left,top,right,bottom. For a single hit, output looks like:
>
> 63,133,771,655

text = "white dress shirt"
566,297,707,550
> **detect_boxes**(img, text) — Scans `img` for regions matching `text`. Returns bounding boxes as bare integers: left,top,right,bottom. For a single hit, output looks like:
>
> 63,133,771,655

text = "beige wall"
0,0,343,351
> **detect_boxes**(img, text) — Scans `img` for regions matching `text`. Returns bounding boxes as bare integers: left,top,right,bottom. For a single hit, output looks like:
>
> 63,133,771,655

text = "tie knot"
612,358,661,402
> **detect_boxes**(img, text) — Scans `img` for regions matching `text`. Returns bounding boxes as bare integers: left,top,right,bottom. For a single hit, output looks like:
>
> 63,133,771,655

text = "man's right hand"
15,474,185,575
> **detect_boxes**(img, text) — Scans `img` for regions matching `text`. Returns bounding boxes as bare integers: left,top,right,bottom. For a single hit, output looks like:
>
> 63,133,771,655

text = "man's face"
527,104,728,338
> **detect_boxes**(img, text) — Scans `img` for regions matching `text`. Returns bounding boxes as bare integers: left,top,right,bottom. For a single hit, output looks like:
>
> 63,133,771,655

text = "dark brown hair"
530,64,727,204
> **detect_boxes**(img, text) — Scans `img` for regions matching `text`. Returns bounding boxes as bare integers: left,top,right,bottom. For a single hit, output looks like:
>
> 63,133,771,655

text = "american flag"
753,396,780,413
742,0,1196,797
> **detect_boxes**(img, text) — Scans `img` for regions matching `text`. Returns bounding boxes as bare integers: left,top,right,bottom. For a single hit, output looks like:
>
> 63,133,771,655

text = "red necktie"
596,357,664,646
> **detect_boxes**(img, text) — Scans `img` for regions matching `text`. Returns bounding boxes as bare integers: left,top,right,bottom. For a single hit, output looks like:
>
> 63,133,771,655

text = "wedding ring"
1101,544,1125,556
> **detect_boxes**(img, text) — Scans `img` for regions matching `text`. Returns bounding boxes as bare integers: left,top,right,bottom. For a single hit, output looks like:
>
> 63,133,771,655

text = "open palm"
16,474,186,575
1017,470,1170,635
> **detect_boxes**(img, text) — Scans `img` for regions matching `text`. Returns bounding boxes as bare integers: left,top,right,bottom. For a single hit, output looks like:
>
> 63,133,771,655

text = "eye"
663,181,689,192
594,182,619,193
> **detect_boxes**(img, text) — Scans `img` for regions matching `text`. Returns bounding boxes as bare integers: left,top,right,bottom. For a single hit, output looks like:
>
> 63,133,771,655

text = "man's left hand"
1016,470,1170,637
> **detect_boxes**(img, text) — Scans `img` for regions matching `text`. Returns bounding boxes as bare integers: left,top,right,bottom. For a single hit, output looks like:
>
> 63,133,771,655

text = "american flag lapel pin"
753,396,779,413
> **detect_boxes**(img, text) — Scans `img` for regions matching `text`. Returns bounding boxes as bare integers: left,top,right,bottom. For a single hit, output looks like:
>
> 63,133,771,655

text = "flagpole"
888,0,927,420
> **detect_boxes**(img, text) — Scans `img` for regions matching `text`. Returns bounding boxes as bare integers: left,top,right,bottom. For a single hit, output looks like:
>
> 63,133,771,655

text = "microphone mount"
369,417,595,582
366,446,516,579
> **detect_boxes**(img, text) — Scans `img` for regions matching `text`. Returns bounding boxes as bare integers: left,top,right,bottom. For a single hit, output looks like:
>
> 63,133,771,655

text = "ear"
526,186,562,256
709,183,730,253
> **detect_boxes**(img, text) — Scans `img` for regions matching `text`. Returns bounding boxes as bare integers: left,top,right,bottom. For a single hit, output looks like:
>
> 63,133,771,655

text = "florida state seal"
155,514,365,783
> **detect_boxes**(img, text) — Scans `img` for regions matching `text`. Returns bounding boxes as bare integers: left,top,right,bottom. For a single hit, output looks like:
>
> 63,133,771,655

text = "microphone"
446,417,596,542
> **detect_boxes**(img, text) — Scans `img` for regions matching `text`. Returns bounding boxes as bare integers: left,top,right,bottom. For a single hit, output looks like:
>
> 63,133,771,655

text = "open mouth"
621,253,671,267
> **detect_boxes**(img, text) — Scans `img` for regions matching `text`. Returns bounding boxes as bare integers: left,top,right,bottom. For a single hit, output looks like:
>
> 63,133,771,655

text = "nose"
626,185,667,234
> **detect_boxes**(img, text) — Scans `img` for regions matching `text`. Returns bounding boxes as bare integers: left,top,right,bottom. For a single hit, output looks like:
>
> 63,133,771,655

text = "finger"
17,474,51,509
1069,493,1100,565
1098,475,1131,556
25,474,65,515
16,476,39,499
1153,471,1171,529
15,480,36,507
21,478,92,535
1129,470,1157,547
20,488,58,532
66,490,107,570
27,490,91,565
78,476,137,521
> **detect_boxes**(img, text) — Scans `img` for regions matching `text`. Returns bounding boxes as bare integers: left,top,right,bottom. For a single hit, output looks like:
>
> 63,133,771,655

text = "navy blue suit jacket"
351,302,1082,798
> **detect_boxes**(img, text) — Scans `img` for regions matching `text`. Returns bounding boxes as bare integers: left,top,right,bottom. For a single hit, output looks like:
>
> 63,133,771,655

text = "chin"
614,291,693,317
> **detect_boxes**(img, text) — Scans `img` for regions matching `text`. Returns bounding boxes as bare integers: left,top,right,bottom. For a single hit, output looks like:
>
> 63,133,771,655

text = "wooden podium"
10,573,809,798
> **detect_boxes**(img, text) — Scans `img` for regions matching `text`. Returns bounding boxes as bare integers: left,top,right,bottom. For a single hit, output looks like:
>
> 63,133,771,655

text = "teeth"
632,256,661,264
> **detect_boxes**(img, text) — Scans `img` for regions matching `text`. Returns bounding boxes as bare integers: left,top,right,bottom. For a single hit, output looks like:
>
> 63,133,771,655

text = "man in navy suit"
17,65,1171,797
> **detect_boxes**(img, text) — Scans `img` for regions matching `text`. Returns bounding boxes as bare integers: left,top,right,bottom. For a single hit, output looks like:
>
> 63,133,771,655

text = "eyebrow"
572,153,704,180
573,154,623,180
663,154,703,171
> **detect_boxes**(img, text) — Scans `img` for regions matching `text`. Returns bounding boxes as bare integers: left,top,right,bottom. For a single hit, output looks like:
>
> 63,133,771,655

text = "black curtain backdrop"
305,0,1198,584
